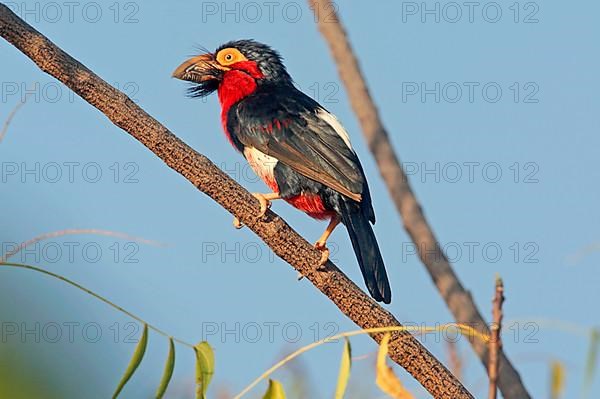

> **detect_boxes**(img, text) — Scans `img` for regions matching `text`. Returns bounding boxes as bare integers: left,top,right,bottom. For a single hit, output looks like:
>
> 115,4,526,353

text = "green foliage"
10,260,600,399
194,341,215,399
112,323,148,398
155,337,176,399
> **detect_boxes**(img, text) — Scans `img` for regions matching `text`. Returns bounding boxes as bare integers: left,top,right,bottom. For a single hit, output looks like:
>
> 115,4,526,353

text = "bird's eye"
217,48,247,66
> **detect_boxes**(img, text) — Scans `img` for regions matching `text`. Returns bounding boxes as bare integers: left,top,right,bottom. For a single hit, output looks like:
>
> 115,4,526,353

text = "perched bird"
173,40,392,303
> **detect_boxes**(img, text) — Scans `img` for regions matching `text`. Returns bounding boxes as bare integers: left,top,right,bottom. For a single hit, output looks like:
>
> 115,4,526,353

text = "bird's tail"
340,200,391,304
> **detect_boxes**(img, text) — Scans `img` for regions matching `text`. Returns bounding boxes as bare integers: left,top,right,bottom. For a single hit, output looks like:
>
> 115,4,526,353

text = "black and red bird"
173,40,392,303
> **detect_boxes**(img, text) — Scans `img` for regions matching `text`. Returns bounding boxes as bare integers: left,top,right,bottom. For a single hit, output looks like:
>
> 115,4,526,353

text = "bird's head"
172,39,292,98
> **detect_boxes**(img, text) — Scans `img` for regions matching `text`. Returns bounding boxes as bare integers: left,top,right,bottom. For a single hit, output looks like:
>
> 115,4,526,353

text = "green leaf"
583,328,600,398
194,341,215,399
334,337,352,399
155,337,175,399
112,323,148,398
262,379,286,399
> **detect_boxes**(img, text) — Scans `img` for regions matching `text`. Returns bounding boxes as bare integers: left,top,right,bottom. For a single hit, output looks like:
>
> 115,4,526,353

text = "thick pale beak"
171,53,227,82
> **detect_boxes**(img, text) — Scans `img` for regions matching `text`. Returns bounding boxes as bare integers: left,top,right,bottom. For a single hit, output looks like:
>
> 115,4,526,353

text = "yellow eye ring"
216,48,247,66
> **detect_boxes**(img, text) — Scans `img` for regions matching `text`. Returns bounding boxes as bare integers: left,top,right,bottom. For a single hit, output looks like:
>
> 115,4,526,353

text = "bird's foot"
310,215,340,268
253,192,273,218
314,240,330,267
233,192,274,228
233,218,244,229
297,241,330,281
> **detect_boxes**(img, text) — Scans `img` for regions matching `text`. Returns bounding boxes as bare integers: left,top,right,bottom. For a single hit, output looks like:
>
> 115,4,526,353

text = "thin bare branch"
1,228,165,262
0,5,471,398
0,90,31,143
488,276,505,399
307,1,530,397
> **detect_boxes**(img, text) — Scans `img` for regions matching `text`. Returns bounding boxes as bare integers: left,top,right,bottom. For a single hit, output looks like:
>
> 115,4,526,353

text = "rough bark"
0,4,473,398
307,0,531,398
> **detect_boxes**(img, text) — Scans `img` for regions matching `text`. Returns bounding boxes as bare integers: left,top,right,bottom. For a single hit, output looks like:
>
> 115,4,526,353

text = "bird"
172,39,392,303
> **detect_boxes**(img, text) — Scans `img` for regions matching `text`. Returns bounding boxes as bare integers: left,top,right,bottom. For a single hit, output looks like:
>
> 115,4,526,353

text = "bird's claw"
253,192,272,218
314,240,330,267
232,193,273,229
233,217,244,229
297,242,329,282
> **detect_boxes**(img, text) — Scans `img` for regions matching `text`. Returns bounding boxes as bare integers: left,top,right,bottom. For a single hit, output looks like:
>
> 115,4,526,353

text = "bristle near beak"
172,53,226,98
172,53,227,82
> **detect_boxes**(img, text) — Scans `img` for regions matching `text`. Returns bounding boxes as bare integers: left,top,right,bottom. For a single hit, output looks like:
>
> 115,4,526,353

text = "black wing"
228,84,364,202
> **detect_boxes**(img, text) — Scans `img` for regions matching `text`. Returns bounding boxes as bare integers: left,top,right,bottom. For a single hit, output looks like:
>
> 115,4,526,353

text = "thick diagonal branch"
0,5,472,399
307,1,530,398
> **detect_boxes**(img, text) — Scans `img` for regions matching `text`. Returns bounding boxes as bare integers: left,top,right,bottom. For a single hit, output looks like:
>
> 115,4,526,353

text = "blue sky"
1,0,599,397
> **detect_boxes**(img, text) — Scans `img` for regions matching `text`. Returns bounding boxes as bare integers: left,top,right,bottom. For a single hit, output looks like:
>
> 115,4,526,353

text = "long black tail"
339,200,392,304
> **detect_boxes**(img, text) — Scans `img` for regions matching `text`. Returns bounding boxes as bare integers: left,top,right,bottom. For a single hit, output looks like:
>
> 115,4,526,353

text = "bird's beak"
171,53,228,83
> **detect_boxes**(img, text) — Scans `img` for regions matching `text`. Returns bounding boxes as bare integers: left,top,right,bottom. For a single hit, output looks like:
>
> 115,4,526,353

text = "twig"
307,1,530,398
0,228,165,262
488,276,505,399
0,90,31,143
0,5,472,398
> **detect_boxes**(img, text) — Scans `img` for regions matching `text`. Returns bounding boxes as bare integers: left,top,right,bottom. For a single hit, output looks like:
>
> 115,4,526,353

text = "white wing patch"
317,108,353,150
243,146,278,187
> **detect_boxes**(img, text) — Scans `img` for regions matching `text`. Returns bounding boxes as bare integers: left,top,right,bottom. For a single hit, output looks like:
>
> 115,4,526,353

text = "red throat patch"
218,70,258,147
217,62,264,147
